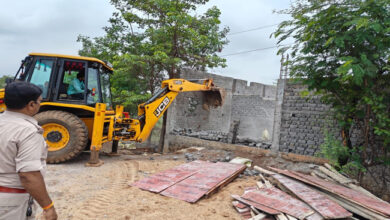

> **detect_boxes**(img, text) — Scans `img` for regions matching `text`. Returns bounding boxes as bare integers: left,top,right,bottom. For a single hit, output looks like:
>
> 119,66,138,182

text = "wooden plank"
241,188,314,219
132,160,211,192
347,183,385,202
323,163,355,183
241,210,253,220
318,166,352,185
251,210,257,217
205,162,246,196
256,181,265,189
275,214,288,220
233,201,248,209
321,164,383,201
259,173,273,188
314,188,390,220
306,213,324,220
311,170,335,182
131,171,197,193
286,215,297,220
235,206,251,213
249,213,267,220
231,195,281,215
272,174,352,219
251,206,261,215
254,166,276,175
268,167,390,217
161,162,245,203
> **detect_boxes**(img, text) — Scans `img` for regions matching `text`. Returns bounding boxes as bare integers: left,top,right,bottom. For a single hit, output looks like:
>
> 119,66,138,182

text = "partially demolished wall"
166,69,276,149
165,72,389,199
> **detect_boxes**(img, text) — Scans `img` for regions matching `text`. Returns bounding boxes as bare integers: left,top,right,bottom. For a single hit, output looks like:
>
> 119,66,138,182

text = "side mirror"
5,78,13,85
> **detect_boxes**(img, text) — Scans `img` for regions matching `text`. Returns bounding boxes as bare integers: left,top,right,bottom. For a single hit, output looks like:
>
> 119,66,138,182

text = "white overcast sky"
0,0,291,85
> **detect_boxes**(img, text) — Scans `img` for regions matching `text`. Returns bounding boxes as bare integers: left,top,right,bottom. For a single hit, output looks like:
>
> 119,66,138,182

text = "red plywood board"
232,200,248,209
132,160,211,192
131,170,197,193
161,162,246,203
306,213,325,220
241,187,314,219
160,183,210,203
133,160,245,203
273,174,352,219
269,167,390,217
231,195,280,215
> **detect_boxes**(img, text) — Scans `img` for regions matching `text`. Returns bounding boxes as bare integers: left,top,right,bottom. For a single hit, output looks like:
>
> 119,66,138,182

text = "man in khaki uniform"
0,82,57,220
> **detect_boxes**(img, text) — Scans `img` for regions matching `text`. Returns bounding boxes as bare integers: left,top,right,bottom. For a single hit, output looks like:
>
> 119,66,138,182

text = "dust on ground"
39,148,316,220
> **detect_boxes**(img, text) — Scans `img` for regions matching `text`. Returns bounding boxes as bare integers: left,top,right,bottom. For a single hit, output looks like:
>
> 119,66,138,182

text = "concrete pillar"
271,79,287,152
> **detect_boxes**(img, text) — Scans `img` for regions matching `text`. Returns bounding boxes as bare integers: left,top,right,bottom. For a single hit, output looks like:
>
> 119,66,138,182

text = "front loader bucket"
203,87,226,110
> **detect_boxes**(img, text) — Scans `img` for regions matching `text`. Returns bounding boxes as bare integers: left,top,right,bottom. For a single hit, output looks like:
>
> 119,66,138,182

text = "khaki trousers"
0,193,36,220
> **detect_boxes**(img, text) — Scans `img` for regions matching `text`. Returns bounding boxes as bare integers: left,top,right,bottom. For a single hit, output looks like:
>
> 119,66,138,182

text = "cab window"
87,66,101,105
57,61,86,101
100,69,112,109
29,58,54,99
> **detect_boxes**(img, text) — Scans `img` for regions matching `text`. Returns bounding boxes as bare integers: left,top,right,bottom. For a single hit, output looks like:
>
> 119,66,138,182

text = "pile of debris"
232,164,390,220
171,128,229,142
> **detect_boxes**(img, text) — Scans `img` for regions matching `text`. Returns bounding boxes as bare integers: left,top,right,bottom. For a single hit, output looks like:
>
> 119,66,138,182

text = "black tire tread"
34,110,88,163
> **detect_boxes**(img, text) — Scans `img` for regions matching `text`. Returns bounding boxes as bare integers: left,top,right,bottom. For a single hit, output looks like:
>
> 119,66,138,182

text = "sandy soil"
38,152,258,220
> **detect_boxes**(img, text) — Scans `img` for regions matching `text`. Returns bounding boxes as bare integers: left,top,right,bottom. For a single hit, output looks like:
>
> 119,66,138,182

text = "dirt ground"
37,148,317,220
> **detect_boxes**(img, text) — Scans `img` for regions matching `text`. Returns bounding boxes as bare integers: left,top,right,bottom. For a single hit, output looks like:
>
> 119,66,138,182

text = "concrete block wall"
166,69,276,149
276,80,368,156
231,95,275,142
277,81,336,156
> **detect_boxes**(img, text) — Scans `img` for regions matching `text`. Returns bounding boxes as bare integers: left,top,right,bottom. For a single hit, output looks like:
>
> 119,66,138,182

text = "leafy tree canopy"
274,0,390,172
78,0,229,113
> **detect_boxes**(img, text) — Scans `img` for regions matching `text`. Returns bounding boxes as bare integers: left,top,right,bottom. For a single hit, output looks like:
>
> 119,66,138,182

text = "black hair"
77,69,85,79
4,82,42,110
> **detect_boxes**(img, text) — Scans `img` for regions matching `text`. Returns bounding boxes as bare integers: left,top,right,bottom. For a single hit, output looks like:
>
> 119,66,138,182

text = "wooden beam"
254,166,276,175
315,189,390,220
258,173,273,188
241,188,314,219
286,214,297,220
311,170,335,182
318,166,352,185
256,181,265,189
275,214,288,220
249,213,267,220
272,174,352,219
306,212,324,220
268,167,390,218
231,195,280,215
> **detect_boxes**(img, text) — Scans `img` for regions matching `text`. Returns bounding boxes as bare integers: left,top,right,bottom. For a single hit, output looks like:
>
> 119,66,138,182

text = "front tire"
35,110,88,163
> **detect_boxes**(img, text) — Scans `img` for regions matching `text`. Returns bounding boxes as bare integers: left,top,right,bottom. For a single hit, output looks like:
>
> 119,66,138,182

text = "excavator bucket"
202,87,226,110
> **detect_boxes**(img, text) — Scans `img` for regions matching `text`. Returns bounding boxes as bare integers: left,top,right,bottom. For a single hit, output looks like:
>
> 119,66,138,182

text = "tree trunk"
158,111,168,153
339,127,352,167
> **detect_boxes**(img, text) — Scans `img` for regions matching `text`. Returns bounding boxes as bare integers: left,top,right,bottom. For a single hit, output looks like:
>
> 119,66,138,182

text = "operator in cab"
67,70,85,100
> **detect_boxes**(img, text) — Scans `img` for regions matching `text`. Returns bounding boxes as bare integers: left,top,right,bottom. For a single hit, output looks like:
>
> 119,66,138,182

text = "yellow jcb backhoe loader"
0,53,224,166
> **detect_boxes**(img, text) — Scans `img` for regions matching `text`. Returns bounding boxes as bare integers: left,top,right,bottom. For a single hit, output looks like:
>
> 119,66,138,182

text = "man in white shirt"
0,82,57,220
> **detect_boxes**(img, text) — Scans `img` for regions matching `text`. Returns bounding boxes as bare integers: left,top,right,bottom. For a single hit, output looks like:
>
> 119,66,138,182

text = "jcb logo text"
154,97,170,117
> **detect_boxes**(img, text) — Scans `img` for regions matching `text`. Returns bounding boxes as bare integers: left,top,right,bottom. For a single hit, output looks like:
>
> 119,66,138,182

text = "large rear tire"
35,110,89,163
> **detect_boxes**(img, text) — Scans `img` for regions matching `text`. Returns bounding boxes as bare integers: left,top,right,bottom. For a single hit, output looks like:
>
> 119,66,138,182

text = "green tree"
78,0,229,151
274,0,390,176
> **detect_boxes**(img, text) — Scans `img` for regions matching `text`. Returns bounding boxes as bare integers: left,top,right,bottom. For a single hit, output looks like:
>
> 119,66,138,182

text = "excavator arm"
113,78,224,143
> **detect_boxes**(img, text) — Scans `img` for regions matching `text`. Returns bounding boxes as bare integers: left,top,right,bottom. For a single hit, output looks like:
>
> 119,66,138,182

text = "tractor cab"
16,53,113,111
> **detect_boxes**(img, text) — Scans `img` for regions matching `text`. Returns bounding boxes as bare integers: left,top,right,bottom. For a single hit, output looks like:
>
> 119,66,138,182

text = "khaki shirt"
0,111,47,189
